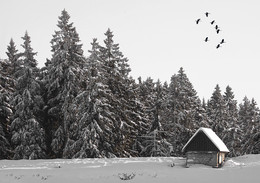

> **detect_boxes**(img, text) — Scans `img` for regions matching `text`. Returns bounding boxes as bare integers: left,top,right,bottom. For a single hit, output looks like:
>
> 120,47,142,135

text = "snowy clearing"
1,154,260,183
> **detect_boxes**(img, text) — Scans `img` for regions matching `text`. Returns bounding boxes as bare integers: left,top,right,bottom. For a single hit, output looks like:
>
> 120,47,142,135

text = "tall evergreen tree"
6,39,22,78
64,38,111,158
239,97,260,154
223,85,238,128
222,85,241,156
150,80,165,132
96,29,147,157
163,68,207,155
138,79,171,157
207,84,228,138
10,32,46,159
0,59,13,159
137,77,155,124
44,10,85,158
0,39,20,159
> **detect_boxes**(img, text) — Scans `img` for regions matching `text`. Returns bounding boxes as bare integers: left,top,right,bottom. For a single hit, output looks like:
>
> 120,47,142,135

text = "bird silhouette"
194,13,227,49
196,19,201,24
220,39,225,44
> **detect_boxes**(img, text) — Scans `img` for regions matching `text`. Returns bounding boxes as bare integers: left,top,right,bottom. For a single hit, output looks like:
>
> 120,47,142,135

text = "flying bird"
216,44,221,49
205,12,210,17
215,25,219,29
220,39,225,44
210,20,215,25
216,29,221,34
204,37,209,42
196,18,201,24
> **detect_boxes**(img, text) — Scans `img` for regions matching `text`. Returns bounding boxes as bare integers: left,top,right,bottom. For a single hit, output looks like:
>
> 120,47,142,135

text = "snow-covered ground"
1,154,260,183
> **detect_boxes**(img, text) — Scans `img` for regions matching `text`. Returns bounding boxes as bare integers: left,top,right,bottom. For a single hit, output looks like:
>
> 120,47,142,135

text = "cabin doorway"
219,154,222,164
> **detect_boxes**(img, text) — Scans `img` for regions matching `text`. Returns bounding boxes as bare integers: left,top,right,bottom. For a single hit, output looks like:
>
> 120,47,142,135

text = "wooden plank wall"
186,151,218,167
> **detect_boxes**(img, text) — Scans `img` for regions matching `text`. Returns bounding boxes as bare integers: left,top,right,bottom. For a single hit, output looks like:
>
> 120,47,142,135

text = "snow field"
1,155,260,183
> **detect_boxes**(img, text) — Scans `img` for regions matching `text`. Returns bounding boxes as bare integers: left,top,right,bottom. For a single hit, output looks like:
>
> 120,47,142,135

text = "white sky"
1,0,260,104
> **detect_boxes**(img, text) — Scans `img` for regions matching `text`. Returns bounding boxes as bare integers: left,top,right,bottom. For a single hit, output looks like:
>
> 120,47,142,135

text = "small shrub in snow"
118,173,136,180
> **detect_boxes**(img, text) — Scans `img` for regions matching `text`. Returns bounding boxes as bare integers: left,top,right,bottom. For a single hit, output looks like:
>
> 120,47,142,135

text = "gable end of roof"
182,127,230,153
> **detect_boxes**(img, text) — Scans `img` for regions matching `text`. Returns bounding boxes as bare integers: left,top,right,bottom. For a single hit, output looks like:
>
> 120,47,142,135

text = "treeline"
0,10,259,160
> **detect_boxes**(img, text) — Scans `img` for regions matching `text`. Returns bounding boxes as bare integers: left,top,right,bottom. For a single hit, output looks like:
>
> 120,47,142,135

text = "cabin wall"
186,151,218,167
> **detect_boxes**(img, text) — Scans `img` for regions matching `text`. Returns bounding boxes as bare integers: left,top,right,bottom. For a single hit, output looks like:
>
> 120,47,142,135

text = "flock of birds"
196,12,225,49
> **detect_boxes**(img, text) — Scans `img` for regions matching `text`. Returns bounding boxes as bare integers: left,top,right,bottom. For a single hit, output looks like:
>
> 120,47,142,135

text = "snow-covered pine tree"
45,10,85,158
207,84,228,138
0,39,21,159
239,97,260,154
6,39,22,79
248,99,260,154
138,77,155,111
222,85,242,157
137,77,155,122
64,38,115,158
137,79,172,157
10,32,46,159
0,59,13,159
131,77,154,156
162,68,207,155
223,86,238,127
97,29,147,157
149,80,165,132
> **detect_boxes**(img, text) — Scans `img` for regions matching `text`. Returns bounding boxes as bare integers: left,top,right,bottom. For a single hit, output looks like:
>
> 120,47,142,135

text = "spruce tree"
222,85,241,156
0,59,13,159
45,10,85,158
163,68,207,155
138,79,172,157
64,38,108,158
0,39,20,159
223,86,238,126
239,97,260,154
6,39,22,78
96,29,147,157
137,77,155,121
150,80,165,132
10,32,46,159
207,84,228,138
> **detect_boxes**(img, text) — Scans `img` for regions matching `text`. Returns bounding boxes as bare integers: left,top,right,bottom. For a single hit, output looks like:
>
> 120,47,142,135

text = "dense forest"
0,10,259,160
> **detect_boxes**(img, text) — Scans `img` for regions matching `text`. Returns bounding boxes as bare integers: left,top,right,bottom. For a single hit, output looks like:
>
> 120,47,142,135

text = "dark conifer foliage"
137,79,171,157
64,38,111,158
10,32,46,159
0,39,20,159
44,9,86,158
162,68,208,155
207,84,227,137
239,97,260,154
96,29,147,157
223,86,238,127
222,86,241,157
150,80,166,132
6,39,21,78
0,59,13,159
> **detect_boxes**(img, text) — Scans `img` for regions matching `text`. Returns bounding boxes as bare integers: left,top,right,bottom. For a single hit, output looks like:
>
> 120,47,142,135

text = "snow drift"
0,154,260,183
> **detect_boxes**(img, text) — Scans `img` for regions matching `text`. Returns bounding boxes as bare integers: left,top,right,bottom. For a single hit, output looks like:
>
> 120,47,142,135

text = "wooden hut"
182,127,229,168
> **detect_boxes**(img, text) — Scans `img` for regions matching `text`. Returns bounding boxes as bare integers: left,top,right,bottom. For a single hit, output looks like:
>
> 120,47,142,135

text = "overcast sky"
1,0,260,104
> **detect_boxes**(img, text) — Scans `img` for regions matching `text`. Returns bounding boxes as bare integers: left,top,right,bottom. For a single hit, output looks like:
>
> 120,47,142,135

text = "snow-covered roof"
182,127,230,153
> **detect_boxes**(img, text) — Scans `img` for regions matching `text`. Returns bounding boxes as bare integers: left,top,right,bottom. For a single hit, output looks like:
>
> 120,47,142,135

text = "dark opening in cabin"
184,131,219,152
